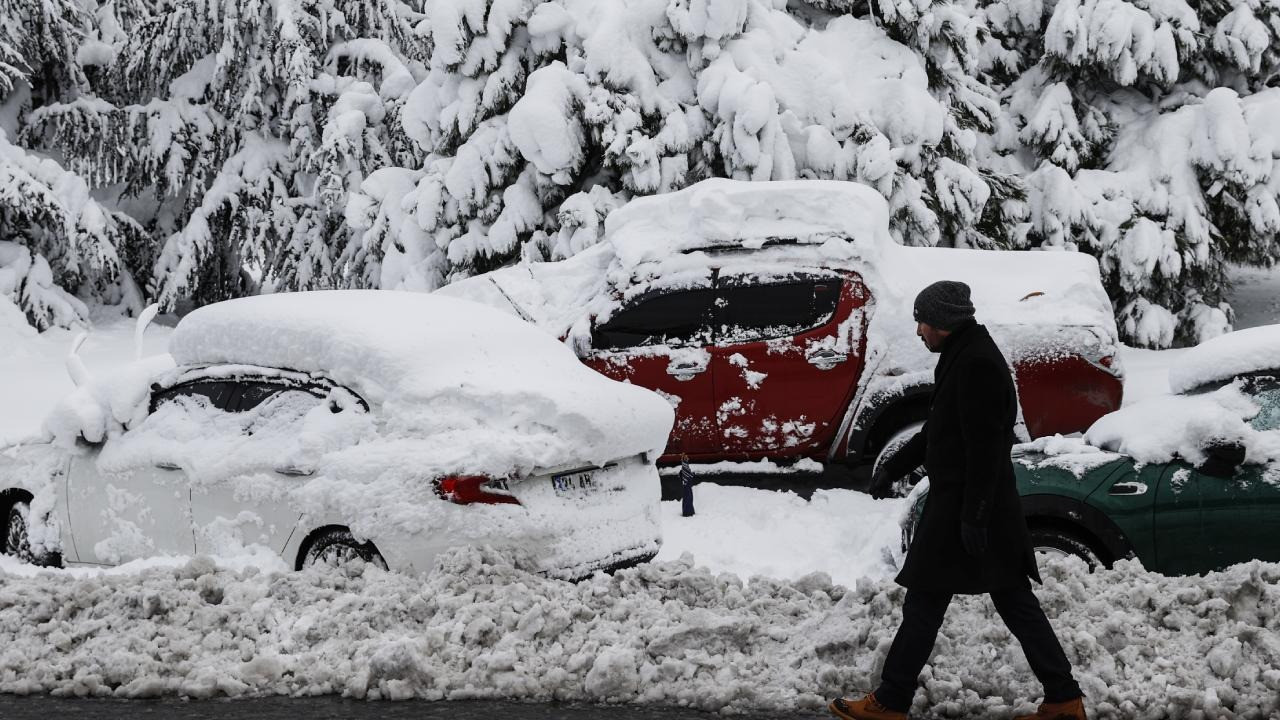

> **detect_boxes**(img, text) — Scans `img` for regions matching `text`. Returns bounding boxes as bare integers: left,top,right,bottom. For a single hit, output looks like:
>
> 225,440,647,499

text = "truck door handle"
155,462,182,471
275,466,316,477
666,359,708,381
1109,482,1148,496
806,348,848,370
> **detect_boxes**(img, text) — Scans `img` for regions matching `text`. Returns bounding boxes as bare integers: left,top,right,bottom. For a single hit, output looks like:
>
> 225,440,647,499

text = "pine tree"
17,0,428,313
980,0,1280,347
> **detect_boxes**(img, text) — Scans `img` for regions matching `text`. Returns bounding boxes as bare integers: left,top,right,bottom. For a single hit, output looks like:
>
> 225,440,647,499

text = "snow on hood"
1084,381,1280,468
1168,324,1280,394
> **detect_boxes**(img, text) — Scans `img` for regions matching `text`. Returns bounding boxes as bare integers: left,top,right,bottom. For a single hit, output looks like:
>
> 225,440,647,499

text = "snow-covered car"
901,325,1280,575
0,291,675,580
439,179,1124,483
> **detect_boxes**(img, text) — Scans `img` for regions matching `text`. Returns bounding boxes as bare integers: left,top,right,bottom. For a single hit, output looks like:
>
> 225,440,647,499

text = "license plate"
552,470,597,497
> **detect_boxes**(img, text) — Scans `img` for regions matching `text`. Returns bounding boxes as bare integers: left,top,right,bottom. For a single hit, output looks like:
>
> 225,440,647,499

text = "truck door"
709,273,868,459
584,284,719,459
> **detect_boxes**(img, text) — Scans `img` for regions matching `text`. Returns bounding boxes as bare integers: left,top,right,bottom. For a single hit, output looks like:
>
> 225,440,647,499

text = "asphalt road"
0,696,825,719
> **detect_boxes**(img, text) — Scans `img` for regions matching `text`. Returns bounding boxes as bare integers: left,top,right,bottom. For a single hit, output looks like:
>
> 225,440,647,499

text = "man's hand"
960,521,988,557
868,466,897,500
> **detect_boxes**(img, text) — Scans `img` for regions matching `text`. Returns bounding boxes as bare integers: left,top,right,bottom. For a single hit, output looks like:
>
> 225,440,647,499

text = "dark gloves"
960,521,988,557
868,466,896,500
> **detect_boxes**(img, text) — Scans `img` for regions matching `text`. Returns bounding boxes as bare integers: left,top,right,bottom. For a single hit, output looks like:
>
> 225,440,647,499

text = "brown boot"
1013,697,1087,720
828,692,908,720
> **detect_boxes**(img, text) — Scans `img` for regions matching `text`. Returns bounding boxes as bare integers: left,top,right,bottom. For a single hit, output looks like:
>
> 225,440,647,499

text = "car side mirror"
1196,440,1246,479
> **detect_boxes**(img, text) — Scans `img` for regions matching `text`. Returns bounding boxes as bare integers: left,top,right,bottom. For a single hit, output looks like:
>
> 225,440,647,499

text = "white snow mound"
166,290,674,468
0,549,1276,718
1168,324,1280,394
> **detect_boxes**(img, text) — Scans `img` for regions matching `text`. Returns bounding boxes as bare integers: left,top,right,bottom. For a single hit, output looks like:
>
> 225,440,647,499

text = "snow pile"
33,291,674,572
654,485,905,587
604,179,893,264
1013,435,1124,478
1167,325,1280,394
0,549,1276,719
1085,382,1280,467
165,291,674,474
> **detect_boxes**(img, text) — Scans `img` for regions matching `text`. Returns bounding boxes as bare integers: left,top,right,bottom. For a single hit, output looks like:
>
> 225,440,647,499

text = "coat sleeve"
958,357,1011,526
882,422,927,481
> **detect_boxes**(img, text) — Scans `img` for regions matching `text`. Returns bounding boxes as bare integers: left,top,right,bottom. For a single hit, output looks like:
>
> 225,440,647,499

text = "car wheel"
1029,526,1105,570
3,502,37,564
872,421,926,497
301,528,388,571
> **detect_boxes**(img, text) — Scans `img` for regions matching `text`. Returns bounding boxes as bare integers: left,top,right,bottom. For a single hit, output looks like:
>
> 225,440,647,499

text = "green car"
901,369,1280,575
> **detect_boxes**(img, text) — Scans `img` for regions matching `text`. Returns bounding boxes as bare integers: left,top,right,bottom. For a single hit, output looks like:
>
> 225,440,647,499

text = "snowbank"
0,549,1275,719
1167,324,1280,394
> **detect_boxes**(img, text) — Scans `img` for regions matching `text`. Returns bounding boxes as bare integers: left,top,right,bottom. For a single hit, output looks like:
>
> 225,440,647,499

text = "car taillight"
434,475,520,505
1086,353,1123,377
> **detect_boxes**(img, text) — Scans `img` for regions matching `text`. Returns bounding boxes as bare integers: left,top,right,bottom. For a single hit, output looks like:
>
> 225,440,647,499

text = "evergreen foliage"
3,0,1280,347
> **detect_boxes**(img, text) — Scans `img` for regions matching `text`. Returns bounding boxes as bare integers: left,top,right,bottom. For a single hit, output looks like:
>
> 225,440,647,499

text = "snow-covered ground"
2,315,1278,717
0,548,1276,719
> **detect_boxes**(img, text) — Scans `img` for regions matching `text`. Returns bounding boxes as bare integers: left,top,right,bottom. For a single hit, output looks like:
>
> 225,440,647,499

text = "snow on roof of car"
1167,324,1280,394
48,291,674,477
602,178,894,268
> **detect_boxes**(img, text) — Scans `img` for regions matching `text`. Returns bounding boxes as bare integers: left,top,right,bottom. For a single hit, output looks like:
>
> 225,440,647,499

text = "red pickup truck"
439,180,1124,485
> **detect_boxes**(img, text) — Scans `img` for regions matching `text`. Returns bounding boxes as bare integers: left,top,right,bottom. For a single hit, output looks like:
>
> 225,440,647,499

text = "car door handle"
806,348,848,370
275,466,316,477
666,360,708,381
155,462,182,471
1109,481,1148,496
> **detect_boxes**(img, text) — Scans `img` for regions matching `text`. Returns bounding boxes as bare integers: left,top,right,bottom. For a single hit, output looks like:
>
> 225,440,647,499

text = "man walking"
829,281,1087,720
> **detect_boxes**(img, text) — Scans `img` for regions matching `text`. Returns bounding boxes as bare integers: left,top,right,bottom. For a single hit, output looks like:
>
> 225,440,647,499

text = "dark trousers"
873,587,1083,712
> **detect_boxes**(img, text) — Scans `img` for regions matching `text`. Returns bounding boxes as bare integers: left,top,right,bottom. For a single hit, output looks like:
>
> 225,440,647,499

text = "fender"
1020,493,1137,566
832,379,933,463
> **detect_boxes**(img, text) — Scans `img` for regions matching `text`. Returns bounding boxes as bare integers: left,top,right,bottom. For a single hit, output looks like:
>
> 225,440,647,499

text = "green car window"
1250,387,1280,431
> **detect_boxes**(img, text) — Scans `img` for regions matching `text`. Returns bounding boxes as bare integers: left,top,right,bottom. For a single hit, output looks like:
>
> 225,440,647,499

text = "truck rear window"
715,279,841,343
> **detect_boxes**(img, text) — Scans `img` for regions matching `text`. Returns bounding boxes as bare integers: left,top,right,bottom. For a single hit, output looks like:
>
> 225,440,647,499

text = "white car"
0,291,675,579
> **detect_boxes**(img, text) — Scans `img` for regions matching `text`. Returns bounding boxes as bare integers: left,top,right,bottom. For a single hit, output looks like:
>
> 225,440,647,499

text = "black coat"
884,321,1041,594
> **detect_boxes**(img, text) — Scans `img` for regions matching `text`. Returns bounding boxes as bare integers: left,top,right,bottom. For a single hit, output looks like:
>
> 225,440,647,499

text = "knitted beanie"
913,280,975,331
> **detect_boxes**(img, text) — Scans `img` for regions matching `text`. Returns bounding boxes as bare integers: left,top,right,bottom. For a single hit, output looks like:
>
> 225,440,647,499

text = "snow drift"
0,549,1275,720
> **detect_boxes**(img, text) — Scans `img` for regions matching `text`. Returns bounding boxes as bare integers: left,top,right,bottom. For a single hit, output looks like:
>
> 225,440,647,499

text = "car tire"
1029,526,1105,570
872,421,926,497
301,528,389,571
3,501,37,565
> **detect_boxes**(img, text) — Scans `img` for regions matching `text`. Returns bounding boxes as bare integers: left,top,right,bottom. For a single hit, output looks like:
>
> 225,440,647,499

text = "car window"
241,388,326,434
233,381,325,412
149,380,234,414
592,288,715,350
1249,387,1280,431
714,278,841,344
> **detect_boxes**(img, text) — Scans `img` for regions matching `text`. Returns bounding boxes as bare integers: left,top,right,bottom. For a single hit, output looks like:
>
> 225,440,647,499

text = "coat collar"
934,320,984,386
